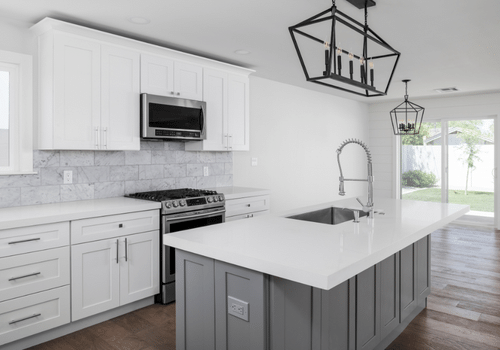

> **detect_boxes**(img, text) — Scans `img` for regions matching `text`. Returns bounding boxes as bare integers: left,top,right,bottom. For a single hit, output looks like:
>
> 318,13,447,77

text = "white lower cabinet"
0,286,70,346
71,230,159,321
225,194,271,222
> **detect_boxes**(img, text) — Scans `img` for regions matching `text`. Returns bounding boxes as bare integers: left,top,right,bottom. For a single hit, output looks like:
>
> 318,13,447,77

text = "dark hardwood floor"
28,222,500,350
387,222,500,350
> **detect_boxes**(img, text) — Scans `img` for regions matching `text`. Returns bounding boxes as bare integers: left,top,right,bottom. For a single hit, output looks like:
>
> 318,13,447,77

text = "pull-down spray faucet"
337,139,374,215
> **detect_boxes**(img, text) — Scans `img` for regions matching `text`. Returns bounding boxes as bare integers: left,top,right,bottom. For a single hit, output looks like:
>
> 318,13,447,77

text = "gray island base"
176,234,430,350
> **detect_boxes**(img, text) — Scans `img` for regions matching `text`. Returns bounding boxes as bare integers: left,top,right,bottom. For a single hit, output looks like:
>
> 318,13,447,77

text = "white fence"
402,145,494,192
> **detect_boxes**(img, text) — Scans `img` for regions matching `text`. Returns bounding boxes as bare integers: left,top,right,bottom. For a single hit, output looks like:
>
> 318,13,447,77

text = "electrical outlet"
203,166,209,176
227,296,249,321
63,170,73,184
251,157,258,166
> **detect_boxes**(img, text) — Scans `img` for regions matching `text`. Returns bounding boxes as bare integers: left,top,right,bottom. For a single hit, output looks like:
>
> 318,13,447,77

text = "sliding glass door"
400,117,495,225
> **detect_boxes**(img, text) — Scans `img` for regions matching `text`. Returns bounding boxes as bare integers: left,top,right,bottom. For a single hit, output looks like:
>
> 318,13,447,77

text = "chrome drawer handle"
9,272,41,281
9,313,41,325
8,238,41,245
125,238,128,262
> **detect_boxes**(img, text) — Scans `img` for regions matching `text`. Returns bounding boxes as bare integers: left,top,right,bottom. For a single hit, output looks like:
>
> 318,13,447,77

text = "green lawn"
402,188,494,212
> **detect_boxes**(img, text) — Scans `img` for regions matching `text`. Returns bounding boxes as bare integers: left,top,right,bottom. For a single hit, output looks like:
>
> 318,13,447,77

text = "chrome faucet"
337,139,374,216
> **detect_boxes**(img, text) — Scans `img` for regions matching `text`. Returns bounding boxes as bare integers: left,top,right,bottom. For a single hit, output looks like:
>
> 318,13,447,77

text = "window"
0,50,33,175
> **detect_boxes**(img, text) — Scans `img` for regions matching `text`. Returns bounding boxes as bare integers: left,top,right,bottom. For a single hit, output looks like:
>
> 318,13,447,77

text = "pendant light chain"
404,80,409,101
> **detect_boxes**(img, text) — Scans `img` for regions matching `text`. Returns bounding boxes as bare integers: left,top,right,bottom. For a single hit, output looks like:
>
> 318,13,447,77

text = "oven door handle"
164,209,226,222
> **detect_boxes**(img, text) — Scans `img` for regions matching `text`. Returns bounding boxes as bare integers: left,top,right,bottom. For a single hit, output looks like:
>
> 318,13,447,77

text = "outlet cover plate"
227,296,249,321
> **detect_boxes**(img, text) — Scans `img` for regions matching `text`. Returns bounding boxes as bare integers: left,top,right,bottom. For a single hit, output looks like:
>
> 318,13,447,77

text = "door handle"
9,272,41,281
9,313,41,325
102,127,108,149
8,238,40,245
125,238,128,262
116,239,119,264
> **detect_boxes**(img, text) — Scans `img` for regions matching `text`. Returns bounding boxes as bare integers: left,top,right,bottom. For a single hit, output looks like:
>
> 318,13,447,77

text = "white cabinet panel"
0,247,70,302
101,45,140,150
52,32,101,149
174,61,203,100
186,72,249,152
71,239,120,321
71,210,159,244
119,231,159,305
0,286,70,346
140,54,174,96
141,54,202,101
38,31,140,151
225,195,270,218
0,222,69,258
227,74,249,151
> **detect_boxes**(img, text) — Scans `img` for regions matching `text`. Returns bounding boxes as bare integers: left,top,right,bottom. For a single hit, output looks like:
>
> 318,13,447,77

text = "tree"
401,122,438,146
450,120,482,195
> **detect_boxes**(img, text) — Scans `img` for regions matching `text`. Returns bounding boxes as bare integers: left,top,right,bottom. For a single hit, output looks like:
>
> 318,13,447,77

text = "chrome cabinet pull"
9,313,41,325
176,92,180,96
95,127,100,149
228,134,233,150
8,238,40,245
103,127,108,149
116,239,119,264
119,224,123,228
9,272,41,281
125,238,128,262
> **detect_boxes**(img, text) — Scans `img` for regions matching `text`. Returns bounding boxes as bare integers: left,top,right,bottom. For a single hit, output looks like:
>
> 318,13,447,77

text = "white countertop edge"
0,198,161,230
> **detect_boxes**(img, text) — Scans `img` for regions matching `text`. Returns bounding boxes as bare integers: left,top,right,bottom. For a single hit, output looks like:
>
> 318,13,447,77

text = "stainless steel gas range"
127,188,225,304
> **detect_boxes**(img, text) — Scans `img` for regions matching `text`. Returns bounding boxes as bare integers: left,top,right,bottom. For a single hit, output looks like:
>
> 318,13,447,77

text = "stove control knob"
213,197,218,202
180,200,186,207
165,202,172,209
218,195,224,201
207,197,213,203
172,201,179,208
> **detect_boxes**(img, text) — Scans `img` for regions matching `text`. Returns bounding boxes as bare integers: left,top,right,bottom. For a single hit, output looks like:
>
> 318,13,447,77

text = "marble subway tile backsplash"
0,142,233,208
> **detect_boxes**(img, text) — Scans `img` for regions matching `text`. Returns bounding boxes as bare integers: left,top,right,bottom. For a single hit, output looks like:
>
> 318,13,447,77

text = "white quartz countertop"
163,197,469,290
0,197,161,230
208,186,271,200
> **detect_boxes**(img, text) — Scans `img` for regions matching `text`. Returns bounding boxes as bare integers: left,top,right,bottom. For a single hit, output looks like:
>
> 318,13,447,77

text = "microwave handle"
200,104,206,136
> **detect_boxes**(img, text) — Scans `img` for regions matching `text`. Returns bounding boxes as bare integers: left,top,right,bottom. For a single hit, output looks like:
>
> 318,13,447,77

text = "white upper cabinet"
141,54,203,101
186,70,250,152
33,18,252,152
37,32,140,150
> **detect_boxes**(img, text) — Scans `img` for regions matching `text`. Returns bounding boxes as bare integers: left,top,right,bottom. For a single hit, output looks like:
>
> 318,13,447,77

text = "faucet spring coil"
336,138,372,163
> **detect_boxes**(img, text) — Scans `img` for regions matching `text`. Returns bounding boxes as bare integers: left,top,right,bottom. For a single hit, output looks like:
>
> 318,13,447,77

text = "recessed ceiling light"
234,49,251,55
128,17,151,25
434,87,460,93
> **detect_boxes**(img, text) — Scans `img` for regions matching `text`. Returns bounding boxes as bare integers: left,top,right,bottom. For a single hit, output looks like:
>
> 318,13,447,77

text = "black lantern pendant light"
289,0,400,97
390,80,425,135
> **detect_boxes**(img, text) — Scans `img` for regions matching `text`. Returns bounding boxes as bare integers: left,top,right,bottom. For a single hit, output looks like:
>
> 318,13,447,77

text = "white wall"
233,76,370,213
0,17,32,54
368,92,500,226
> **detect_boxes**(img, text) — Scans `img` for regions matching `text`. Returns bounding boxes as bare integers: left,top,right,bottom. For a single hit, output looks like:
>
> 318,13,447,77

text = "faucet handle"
339,181,345,196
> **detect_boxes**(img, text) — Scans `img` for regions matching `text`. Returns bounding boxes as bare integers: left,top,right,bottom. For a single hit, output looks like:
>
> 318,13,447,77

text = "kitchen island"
163,197,469,350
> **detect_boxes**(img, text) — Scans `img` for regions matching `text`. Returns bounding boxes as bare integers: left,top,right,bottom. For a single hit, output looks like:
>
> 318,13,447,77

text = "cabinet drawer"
71,210,159,244
0,285,70,346
225,195,270,218
0,222,69,258
225,210,270,222
0,247,70,302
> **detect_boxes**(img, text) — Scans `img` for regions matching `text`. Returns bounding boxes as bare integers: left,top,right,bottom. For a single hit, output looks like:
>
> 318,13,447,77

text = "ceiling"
1,0,500,103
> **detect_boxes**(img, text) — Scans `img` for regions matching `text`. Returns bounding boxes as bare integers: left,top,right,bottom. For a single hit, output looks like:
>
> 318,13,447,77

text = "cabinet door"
214,261,267,350
203,68,228,150
227,74,249,151
174,61,203,100
400,244,417,322
380,253,400,340
53,32,101,149
356,264,380,350
417,235,431,304
119,231,159,305
71,238,120,321
140,54,174,96
176,250,215,350
101,45,140,150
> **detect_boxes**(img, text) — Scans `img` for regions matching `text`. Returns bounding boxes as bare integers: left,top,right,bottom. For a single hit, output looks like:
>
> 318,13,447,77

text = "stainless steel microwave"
141,93,206,141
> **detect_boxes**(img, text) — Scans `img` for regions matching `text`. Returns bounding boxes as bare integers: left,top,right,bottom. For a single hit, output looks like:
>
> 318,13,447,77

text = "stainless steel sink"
287,207,368,225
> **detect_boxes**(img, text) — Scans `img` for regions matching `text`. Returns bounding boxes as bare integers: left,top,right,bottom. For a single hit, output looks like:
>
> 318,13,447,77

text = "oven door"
161,207,225,284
